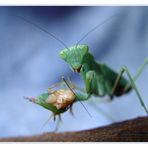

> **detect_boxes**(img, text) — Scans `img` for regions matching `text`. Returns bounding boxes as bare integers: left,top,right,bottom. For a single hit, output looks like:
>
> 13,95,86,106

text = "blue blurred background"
0,6,148,138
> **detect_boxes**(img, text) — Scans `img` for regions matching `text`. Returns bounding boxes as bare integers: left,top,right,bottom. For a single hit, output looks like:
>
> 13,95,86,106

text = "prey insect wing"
26,76,90,116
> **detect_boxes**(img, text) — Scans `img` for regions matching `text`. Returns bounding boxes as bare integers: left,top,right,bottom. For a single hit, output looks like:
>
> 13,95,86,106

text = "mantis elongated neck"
82,52,99,71
79,52,103,95
80,52,100,80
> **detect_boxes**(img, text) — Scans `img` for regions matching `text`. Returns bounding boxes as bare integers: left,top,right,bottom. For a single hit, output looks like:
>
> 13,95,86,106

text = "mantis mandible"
17,14,148,114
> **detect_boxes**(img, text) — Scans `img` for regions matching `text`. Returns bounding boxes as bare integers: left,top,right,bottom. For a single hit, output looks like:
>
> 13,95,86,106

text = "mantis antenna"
76,13,121,47
15,15,70,50
62,76,92,118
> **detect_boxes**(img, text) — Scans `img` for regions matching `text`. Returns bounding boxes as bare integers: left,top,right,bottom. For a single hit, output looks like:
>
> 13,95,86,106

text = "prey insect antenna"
62,76,92,118
14,15,70,50
76,14,120,47
24,96,36,103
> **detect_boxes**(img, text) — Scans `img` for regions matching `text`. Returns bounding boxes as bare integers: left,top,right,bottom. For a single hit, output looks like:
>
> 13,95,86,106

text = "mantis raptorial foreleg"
49,81,64,88
111,61,148,114
47,77,74,94
85,71,95,94
47,76,76,93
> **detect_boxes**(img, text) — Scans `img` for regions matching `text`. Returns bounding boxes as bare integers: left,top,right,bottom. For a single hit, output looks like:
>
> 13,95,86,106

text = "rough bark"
1,116,148,142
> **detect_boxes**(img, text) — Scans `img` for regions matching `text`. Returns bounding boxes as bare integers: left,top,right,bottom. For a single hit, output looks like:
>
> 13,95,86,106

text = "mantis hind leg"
111,62,148,114
123,58,148,92
111,58,148,96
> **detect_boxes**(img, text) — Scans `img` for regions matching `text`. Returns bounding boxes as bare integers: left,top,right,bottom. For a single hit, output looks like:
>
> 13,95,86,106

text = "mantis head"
59,44,88,72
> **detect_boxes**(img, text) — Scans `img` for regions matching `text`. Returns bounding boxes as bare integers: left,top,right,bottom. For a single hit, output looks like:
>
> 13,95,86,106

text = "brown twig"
1,116,148,142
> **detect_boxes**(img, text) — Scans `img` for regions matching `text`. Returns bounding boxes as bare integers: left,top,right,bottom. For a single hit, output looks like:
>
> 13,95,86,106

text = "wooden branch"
1,116,148,142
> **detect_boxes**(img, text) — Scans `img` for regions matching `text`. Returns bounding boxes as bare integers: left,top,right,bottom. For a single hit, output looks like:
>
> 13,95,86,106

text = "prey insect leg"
53,114,62,132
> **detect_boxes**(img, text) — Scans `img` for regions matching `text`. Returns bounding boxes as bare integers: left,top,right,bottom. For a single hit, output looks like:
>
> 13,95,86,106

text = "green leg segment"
111,64,148,114
124,58,148,92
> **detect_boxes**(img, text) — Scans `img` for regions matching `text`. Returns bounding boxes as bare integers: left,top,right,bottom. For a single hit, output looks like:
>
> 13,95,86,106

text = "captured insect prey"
25,77,91,121
25,79,75,117
24,79,75,131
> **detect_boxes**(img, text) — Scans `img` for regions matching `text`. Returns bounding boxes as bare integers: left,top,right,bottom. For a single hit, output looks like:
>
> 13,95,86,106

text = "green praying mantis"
20,14,148,123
